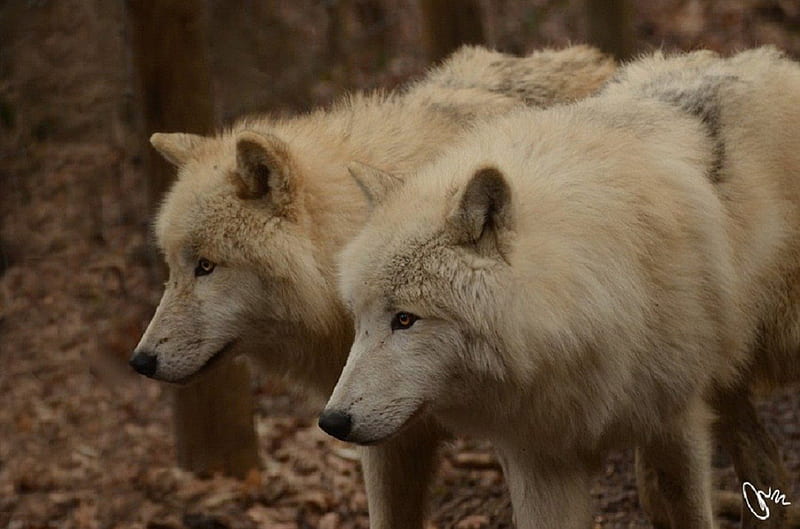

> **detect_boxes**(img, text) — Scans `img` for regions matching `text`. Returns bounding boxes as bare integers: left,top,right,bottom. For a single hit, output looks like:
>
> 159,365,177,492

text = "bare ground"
1,1,798,528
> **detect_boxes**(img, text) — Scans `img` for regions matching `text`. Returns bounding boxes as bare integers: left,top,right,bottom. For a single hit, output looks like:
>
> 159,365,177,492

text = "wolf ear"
450,167,512,253
150,132,207,166
347,161,402,208
235,130,297,208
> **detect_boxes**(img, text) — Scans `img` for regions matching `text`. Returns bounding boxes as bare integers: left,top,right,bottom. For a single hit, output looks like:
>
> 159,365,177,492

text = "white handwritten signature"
742,481,792,520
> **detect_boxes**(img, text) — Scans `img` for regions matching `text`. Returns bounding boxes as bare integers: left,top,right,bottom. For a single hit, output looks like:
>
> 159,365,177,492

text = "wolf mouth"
174,340,237,385
356,401,428,446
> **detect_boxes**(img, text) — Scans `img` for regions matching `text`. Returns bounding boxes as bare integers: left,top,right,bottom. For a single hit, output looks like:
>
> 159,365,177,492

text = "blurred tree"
586,0,635,60
127,0,214,209
326,0,355,89
326,0,393,91
355,0,390,69
420,0,485,63
127,0,259,479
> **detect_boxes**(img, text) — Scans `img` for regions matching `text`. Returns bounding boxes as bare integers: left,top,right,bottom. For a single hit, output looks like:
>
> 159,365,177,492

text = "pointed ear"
347,161,402,208
150,132,207,166
450,167,512,252
235,130,296,207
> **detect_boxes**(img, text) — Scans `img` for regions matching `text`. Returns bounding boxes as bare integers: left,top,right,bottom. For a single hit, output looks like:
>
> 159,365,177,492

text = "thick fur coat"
131,45,616,529
325,47,800,529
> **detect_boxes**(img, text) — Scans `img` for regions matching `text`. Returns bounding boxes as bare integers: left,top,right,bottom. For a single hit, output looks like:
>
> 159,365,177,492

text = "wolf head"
129,45,617,389
321,164,521,444
131,129,356,384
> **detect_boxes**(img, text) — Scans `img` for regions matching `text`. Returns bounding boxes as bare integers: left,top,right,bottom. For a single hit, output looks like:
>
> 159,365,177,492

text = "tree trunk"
173,358,260,478
127,0,215,208
127,0,259,479
326,0,354,90
420,0,485,64
586,0,635,61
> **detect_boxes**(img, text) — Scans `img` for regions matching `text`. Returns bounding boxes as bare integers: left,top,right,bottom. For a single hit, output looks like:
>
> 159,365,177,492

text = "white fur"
132,46,616,528
328,47,800,529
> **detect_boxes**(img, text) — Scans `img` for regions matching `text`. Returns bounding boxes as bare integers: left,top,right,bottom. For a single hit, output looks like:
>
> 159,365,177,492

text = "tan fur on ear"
235,130,296,210
452,166,512,248
347,161,402,208
150,132,207,167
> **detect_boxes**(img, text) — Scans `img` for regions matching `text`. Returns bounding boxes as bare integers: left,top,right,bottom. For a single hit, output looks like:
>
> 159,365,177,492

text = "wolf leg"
635,446,672,529
712,385,789,529
637,396,716,529
358,417,444,529
499,450,593,529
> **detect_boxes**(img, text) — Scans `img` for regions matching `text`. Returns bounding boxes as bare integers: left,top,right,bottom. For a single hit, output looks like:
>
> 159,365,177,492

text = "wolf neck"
244,93,460,398
279,91,455,181
269,92,461,266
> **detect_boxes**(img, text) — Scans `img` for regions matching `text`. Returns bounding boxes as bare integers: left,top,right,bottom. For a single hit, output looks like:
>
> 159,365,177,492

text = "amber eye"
195,258,215,277
391,311,419,331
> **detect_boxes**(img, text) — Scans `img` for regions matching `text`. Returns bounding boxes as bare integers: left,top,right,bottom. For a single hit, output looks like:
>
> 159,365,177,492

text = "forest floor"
1,1,799,528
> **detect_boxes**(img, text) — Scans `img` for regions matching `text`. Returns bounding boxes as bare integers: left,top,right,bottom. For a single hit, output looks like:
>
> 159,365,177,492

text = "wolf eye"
195,258,215,277
391,312,419,331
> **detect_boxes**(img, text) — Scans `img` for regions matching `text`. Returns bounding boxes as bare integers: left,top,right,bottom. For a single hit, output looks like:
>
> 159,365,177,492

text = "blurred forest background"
1,1,799,528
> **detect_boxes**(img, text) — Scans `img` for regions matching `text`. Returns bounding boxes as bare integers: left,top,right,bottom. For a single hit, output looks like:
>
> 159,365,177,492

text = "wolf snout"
129,350,158,377
318,409,353,441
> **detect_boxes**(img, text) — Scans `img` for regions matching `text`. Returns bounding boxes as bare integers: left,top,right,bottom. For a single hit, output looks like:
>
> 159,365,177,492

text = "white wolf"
323,47,800,529
130,46,616,529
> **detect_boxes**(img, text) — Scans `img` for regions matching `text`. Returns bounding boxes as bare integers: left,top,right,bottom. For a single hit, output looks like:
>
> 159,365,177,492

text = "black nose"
129,351,158,377
318,409,352,441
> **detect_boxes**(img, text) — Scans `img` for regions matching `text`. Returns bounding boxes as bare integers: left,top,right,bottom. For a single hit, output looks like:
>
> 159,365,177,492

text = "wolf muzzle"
318,409,353,441
129,351,158,377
